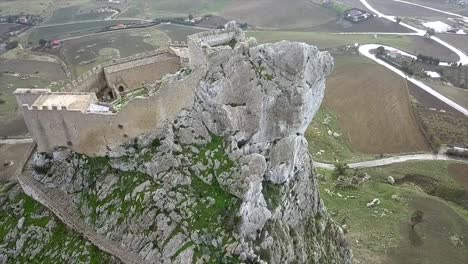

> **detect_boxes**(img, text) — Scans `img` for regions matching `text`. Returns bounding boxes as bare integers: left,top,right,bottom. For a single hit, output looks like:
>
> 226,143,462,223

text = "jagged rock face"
30,27,351,264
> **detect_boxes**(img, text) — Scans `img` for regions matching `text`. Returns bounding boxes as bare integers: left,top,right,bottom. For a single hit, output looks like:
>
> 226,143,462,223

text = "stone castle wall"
104,52,180,92
62,66,107,93
58,50,180,94
17,69,202,156
16,23,249,156
187,22,245,68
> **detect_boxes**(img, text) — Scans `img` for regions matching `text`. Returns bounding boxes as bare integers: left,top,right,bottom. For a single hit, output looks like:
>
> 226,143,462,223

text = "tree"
39,39,48,47
425,28,436,37
333,162,350,178
410,210,424,229
395,17,402,24
376,46,385,55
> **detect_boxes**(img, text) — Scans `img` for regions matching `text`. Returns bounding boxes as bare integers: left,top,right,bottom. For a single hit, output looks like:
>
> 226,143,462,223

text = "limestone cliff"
26,24,352,264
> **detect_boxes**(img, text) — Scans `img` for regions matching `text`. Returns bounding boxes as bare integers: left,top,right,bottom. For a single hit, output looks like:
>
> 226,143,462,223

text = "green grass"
263,181,282,210
185,135,240,233
319,161,468,263
306,108,372,163
111,87,148,112
78,155,157,224
318,168,409,254
0,183,113,263
361,161,467,208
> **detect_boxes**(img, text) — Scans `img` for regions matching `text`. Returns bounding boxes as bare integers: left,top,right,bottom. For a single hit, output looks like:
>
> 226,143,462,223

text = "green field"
319,161,468,264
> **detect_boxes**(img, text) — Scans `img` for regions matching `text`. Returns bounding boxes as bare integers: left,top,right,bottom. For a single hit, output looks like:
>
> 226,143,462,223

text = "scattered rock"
366,198,381,208
449,235,464,248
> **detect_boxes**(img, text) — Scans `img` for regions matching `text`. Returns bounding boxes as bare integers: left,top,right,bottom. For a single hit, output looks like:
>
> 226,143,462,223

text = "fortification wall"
14,89,50,106
19,70,203,156
104,53,181,92
187,23,244,68
62,66,107,93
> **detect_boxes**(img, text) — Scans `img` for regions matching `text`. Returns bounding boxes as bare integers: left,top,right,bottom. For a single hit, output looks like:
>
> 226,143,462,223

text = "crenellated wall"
187,21,245,68
15,69,203,156
104,52,181,93
15,23,250,156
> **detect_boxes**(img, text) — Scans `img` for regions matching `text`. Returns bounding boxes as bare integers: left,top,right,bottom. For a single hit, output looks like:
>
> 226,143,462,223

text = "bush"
0,98,5,105
5,41,18,50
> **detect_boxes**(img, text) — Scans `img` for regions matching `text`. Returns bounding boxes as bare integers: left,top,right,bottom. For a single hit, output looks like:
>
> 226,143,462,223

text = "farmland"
367,0,459,17
221,0,337,30
323,54,430,154
247,31,458,61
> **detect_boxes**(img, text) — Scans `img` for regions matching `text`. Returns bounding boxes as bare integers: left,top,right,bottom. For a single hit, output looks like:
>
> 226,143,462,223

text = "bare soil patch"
449,163,468,191
221,0,337,30
323,55,430,154
0,143,32,182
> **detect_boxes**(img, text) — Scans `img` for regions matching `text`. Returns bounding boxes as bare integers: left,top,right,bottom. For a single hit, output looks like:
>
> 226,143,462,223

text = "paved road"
359,44,468,116
314,153,468,170
335,32,420,35
0,138,33,145
359,0,468,65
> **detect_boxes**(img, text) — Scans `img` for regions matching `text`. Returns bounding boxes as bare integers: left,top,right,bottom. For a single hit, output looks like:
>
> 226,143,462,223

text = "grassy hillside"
318,161,468,264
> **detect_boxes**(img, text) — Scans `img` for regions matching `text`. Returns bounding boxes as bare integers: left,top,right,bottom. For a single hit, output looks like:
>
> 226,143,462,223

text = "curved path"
359,44,468,116
0,138,33,145
314,153,468,170
359,0,468,65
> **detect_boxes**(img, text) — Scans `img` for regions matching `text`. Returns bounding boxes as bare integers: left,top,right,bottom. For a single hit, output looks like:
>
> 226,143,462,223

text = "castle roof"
32,93,94,111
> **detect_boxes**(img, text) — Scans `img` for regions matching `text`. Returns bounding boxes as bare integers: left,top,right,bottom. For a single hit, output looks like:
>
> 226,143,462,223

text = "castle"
15,22,245,156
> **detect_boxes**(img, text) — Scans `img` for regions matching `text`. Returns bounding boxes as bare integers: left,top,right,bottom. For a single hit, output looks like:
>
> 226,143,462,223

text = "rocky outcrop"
25,23,351,264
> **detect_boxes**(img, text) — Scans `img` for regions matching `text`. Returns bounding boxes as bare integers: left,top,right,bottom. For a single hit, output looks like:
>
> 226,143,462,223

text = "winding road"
356,0,468,116
359,0,468,65
313,0,468,169
314,153,468,170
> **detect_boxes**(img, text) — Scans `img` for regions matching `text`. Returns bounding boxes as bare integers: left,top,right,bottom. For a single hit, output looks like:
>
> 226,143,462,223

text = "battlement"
14,22,244,156
16,88,99,113
187,21,245,68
